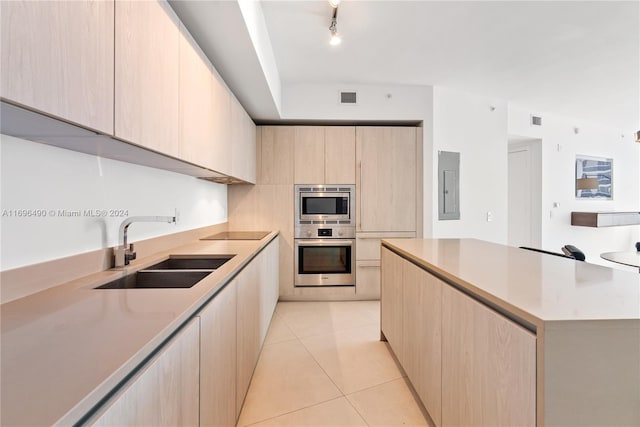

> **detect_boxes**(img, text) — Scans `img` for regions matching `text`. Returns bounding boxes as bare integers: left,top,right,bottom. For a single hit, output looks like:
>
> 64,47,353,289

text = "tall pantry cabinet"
355,127,420,299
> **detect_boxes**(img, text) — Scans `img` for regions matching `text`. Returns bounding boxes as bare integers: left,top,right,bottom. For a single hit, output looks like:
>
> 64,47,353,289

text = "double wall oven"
294,185,355,287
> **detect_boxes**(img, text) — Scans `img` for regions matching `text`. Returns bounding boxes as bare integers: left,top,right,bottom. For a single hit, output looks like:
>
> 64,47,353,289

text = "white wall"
508,105,640,271
431,87,509,244
282,82,433,122
0,135,227,270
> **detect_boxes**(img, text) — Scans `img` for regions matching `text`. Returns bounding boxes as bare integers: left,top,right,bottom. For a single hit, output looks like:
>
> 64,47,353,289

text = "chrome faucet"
114,215,176,268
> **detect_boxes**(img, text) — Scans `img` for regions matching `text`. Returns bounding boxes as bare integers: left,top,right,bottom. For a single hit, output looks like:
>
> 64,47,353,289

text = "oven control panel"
317,228,332,237
295,225,355,239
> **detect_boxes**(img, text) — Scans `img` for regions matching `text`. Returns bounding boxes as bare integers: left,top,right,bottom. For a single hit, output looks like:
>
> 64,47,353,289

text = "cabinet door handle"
358,161,363,231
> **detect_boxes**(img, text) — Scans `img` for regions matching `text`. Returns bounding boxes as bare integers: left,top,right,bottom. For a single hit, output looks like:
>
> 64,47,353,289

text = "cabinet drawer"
356,260,380,299
357,238,382,260
356,232,415,260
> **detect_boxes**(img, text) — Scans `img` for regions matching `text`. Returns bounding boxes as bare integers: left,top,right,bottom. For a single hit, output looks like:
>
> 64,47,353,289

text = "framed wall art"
575,155,613,199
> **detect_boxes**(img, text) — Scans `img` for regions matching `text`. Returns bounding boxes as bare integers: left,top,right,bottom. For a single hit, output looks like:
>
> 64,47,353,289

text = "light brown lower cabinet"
380,247,403,361
236,254,262,416
355,261,381,300
402,260,442,426
356,232,415,299
441,285,536,426
382,248,536,427
237,236,280,417
199,282,237,427
88,318,200,426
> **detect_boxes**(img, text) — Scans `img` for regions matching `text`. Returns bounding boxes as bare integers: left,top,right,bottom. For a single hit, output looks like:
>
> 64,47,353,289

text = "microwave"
295,184,355,224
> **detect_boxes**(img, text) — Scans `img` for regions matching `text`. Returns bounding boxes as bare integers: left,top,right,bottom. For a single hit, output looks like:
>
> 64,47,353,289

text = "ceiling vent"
530,115,543,126
340,91,357,105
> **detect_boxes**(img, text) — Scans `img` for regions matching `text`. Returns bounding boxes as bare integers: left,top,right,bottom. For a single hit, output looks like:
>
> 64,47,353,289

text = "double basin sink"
95,255,234,289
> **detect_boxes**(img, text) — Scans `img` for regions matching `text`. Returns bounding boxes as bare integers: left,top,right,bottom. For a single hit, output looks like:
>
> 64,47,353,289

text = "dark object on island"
562,245,586,261
519,246,586,262
520,246,574,259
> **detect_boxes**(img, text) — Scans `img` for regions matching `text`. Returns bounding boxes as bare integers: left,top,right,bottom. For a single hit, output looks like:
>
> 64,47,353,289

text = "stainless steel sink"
95,270,213,289
144,255,234,270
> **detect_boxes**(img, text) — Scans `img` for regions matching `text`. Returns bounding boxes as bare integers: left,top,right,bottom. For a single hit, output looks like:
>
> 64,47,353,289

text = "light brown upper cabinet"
179,24,216,170
231,96,257,184
210,69,231,175
356,127,417,232
294,126,325,184
258,126,294,185
293,126,356,184
1,0,114,134
325,126,356,184
115,0,180,158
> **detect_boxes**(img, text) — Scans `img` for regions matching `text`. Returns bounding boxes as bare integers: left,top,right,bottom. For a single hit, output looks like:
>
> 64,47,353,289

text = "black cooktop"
201,231,270,241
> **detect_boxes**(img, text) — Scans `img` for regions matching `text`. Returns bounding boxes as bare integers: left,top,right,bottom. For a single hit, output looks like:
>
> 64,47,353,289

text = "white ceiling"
174,1,640,131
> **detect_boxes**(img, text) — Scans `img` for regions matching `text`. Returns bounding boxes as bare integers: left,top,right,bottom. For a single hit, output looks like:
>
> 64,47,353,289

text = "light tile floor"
237,301,434,427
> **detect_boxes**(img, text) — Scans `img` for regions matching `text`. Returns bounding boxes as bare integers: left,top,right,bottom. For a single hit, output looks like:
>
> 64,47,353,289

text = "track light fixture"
329,2,341,45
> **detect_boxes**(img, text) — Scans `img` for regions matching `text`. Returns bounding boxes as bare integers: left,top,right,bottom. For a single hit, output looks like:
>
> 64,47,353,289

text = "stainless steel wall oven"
294,239,354,287
294,185,356,287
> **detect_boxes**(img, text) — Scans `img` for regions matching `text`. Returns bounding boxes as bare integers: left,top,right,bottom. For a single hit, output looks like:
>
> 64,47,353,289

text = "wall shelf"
571,211,640,227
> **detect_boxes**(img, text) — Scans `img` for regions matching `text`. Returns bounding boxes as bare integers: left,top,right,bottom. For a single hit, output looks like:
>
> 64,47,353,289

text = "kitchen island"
1,231,279,426
381,238,640,426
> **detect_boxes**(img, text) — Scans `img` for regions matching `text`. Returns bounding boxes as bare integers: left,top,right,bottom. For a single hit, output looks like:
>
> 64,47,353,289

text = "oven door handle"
295,239,354,247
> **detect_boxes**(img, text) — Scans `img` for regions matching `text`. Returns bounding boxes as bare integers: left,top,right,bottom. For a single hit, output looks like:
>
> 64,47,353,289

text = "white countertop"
1,232,278,427
382,239,640,328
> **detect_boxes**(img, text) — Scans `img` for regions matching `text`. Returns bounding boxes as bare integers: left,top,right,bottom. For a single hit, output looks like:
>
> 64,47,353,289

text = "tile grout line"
344,376,407,397
238,318,342,427
238,333,342,427
343,395,371,427
275,302,382,341
295,322,405,395
296,330,348,398
241,395,364,427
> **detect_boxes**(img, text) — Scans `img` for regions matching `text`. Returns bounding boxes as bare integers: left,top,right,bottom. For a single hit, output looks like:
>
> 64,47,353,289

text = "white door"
508,149,531,247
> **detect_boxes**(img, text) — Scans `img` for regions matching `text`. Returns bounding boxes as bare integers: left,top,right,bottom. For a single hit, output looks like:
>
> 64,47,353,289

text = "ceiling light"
635,130,640,142
329,0,341,7
329,5,341,46
330,32,342,46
